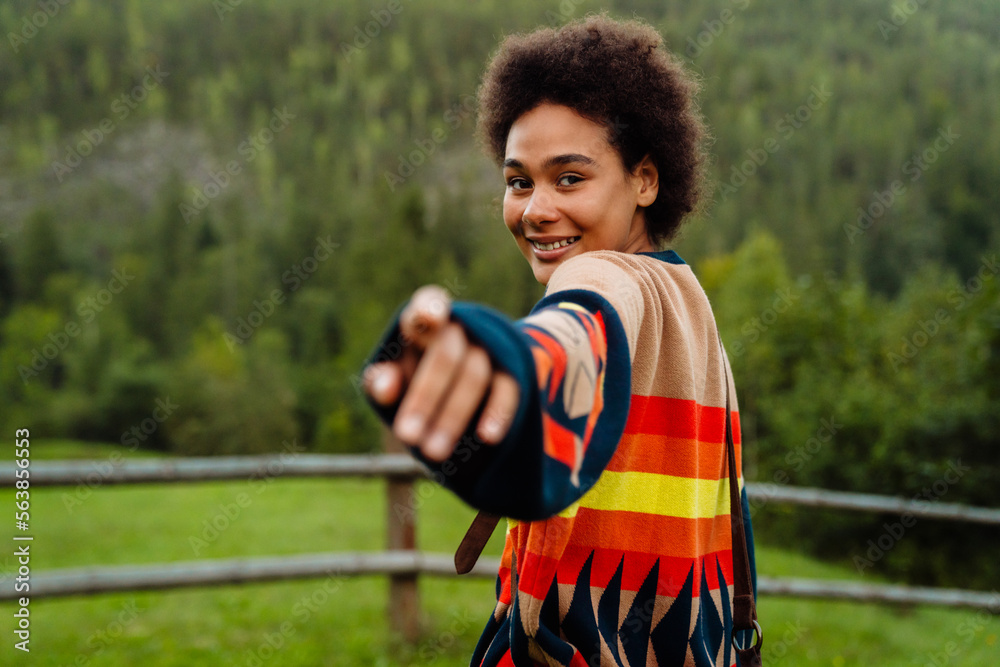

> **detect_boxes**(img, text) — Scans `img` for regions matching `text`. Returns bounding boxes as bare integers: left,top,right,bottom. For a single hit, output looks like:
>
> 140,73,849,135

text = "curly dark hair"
477,14,709,246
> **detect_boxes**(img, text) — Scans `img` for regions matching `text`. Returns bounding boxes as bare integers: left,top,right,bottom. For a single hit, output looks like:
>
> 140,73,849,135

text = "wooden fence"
3,439,999,641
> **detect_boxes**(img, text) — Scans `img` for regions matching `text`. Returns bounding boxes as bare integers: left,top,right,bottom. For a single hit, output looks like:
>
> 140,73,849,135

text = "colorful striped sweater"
367,249,756,666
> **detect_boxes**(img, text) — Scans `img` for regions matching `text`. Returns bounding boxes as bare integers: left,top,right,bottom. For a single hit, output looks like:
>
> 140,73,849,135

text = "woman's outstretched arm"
363,274,635,521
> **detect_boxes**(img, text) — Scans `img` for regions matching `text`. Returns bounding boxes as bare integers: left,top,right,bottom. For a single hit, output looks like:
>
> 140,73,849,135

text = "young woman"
365,14,758,667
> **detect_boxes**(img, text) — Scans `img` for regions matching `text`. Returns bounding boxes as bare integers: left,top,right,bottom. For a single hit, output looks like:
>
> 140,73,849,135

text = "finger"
421,346,493,461
363,351,418,406
393,322,468,444
399,284,452,349
364,362,402,405
476,372,521,444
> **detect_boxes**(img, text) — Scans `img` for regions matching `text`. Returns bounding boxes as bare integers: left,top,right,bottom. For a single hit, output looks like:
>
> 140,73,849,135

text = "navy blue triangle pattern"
474,552,735,666
620,558,658,666
562,551,604,662
596,556,625,664
650,562,694,666
534,576,577,665
717,557,733,667
688,562,723,664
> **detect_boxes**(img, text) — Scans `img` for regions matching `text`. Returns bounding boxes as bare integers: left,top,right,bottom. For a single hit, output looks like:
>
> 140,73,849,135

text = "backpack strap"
719,335,763,665
455,511,501,574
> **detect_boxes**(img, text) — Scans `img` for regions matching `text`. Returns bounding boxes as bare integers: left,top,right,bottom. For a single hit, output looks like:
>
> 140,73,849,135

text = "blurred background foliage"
0,0,998,589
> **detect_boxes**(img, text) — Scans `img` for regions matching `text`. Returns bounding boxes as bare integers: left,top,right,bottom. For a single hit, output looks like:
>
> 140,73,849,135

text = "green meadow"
0,442,996,666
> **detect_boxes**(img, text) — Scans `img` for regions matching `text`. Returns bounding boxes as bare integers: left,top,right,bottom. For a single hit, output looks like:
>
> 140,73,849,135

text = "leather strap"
455,511,501,575
720,336,763,665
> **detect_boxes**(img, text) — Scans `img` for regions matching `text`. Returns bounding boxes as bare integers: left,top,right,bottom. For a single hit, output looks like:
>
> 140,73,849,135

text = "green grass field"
1,442,997,665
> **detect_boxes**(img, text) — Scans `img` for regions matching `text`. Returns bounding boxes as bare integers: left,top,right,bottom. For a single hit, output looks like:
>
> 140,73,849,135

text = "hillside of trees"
1,0,998,588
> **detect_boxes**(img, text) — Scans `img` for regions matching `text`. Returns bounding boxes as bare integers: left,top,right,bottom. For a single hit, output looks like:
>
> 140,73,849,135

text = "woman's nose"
522,188,558,226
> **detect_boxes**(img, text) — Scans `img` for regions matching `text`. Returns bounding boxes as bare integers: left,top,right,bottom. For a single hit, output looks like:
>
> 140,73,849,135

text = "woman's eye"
507,177,531,190
557,174,583,186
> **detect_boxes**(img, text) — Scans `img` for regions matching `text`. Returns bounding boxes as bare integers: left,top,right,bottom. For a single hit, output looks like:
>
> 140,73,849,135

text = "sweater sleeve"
364,259,644,521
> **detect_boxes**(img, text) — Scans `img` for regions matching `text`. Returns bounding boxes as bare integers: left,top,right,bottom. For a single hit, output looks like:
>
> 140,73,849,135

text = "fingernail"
424,432,452,460
372,369,391,397
480,418,501,442
396,414,424,442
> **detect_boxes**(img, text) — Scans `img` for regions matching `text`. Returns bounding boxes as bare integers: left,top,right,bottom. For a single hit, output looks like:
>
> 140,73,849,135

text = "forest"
1,0,998,589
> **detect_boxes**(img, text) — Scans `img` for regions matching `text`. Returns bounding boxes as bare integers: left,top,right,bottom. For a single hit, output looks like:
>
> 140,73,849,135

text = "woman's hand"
364,285,521,461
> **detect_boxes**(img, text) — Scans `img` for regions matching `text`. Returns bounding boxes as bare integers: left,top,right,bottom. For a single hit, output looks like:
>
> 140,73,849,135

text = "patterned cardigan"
368,249,756,667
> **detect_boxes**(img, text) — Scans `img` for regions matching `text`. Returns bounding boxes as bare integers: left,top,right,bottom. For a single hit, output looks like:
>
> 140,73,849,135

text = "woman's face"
502,103,658,285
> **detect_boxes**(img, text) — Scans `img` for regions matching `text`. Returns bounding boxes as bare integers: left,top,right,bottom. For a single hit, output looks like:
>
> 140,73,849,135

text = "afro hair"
477,14,709,246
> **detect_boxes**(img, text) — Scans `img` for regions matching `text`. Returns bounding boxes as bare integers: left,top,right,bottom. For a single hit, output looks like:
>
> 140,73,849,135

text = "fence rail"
2,450,998,640
4,552,997,613
756,577,999,611
0,551,501,601
0,453,423,486
748,483,1000,526
6,454,1000,526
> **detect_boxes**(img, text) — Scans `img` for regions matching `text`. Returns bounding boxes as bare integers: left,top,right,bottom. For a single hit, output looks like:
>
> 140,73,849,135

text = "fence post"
384,428,420,641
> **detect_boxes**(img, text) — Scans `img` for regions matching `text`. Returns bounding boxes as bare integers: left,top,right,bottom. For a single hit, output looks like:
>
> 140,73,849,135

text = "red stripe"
494,650,516,667
553,545,734,598
499,550,734,612
625,395,741,445
518,549,563,601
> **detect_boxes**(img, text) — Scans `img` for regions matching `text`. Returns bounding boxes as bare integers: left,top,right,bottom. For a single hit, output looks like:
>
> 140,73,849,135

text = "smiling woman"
501,103,659,284
364,14,758,667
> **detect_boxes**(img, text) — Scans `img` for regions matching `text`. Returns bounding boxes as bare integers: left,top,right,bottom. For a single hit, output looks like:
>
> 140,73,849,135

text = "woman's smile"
528,234,582,259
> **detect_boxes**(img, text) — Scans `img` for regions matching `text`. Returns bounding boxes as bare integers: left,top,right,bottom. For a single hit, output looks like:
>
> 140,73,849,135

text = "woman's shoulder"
548,249,715,328
547,249,699,295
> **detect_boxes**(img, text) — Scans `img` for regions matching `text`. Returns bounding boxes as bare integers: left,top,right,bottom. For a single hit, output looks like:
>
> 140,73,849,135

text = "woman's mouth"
530,236,581,253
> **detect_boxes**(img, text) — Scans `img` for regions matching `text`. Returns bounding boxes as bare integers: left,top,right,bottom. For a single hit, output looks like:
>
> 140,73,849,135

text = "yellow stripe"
557,501,580,519
556,301,589,313
578,470,733,519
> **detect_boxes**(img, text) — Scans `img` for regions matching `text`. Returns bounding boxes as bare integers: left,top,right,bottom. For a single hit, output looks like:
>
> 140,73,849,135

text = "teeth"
532,236,580,251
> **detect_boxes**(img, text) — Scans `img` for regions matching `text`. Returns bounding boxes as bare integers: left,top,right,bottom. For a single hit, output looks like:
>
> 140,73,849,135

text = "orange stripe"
530,346,553,391
524,328,566,403
606,433,727,480
607,436,745,480
565,507,732,559
542,413,579,471
497,528,516,605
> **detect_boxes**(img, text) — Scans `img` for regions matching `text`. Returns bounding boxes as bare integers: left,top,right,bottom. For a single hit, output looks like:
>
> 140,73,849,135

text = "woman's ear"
633,155,659,207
